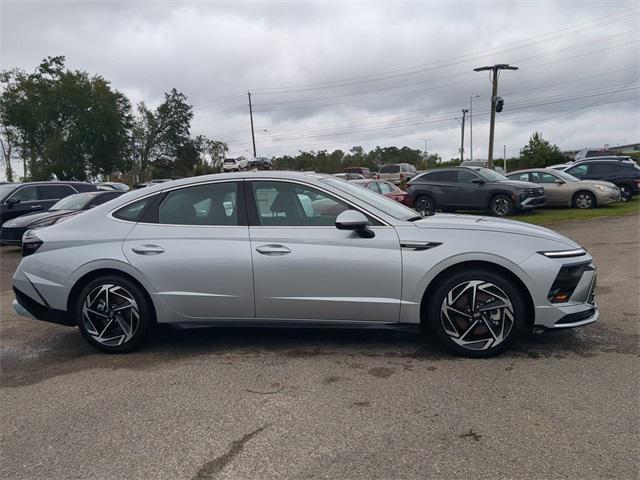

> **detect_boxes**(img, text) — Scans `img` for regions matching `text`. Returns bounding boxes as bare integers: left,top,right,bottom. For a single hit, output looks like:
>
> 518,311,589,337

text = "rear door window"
425,170,456,182
158,182,239,226
39,185,74,200
379,182,394,194
566,165,588,179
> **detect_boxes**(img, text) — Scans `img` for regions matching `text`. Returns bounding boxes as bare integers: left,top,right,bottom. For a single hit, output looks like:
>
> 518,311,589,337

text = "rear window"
380,165,400,174
113,196,153,222
224,159,236,164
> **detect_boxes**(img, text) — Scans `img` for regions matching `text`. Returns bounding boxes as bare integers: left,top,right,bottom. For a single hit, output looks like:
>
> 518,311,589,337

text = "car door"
122,180,254,320
529,171,565,206
419,170,458,207
454,170,486,208
247,180,402,323
2,185,42,222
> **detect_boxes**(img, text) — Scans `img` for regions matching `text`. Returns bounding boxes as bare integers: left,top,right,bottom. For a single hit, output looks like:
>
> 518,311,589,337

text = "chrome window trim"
107,177,393,228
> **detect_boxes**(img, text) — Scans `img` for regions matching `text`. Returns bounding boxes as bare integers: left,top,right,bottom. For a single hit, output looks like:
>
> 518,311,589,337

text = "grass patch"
512,197,640,225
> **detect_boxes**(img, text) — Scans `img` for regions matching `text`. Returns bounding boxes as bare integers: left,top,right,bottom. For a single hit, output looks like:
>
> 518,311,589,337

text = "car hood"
580,180,618,188
1,210,76,228
411,213,579,247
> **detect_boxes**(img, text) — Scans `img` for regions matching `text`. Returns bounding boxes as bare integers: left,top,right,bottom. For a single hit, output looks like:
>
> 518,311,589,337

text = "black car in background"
0,181,97,225
406,166,545,216
0,190,123,245
554,159,640,201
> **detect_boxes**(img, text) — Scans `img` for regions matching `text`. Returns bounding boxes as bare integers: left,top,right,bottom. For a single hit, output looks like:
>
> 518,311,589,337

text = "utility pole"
473,64,518,168
248,91,257,158
469,95,479,161
460,109,468,163
503,145,507,173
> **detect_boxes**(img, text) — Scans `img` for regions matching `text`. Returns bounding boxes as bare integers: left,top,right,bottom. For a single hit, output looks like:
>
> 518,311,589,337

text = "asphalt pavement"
1,213,638,480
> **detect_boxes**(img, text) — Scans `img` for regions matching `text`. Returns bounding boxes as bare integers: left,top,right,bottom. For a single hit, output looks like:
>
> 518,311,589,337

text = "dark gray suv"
406,166,545,216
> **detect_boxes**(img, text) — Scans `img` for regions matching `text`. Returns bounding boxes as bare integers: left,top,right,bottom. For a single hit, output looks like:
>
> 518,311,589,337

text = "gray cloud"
1,0,638,165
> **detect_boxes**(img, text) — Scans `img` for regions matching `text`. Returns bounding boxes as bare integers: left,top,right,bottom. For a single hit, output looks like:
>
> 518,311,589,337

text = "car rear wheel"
76,276,153,353
414,195,435,215
617,184,632,202
572,190,596,209
426,269,527,357
490,195,513,217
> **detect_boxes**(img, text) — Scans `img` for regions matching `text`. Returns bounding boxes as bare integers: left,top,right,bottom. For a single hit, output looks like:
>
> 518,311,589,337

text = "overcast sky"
1,0,639,166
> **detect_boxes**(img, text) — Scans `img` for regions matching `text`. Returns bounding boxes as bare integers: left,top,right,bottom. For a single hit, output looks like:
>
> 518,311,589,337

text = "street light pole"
469,95,479,161
473,64,518,168
460,109,468,163
248,91,257,158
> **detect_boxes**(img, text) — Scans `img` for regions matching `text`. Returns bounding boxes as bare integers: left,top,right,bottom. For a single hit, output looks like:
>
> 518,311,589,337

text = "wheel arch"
67,267,157,323
419,260,535,328
572,189,597,208
488,190,515,208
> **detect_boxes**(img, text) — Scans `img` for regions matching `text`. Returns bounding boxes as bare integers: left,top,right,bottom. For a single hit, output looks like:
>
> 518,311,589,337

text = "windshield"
473,168,508,181
552,170,580,182
323,177,419,221
51,193,93,210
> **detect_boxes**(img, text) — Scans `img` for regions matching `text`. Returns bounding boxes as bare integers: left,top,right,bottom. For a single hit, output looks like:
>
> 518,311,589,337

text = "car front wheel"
572,190,596,209
426,269,526,357
618,184,632,202
490,195,514,217
76,276,153,353
414,195,435,215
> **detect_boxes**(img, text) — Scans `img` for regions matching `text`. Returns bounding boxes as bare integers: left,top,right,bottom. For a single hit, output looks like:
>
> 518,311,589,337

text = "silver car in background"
12,172,598,357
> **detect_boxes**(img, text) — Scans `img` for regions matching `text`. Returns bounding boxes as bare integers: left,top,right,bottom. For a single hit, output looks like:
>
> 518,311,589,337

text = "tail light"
399,173,404,180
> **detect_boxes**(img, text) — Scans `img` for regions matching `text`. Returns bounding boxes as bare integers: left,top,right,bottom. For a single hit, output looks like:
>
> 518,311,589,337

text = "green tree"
0,56,132,180
519,132,568,168
132,88,193,181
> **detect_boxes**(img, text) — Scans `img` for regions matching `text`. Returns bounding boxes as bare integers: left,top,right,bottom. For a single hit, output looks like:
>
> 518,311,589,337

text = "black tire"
572,190,597,209
490,194,514,217
617,184,632,202
425,268,527,358
414,195,435,215
75,275,154,353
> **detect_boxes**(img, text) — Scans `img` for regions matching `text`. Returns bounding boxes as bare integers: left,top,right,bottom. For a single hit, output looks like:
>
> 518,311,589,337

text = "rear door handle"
255,244,291,256
131,244,165,255
30,205,42,209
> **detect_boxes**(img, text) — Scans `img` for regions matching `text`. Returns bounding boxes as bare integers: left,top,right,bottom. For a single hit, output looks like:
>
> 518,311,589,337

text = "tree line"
0,56,228,182
1,56,572,183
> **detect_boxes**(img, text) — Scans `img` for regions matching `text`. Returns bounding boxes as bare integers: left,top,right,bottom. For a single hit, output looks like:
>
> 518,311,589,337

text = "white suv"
222,158,247,172
377,163,417,184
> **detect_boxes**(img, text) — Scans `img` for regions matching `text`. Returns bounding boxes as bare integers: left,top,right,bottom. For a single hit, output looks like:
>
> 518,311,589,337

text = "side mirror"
555,179,565,184
335,210,374,238
5,197,20,207
472,178,485,184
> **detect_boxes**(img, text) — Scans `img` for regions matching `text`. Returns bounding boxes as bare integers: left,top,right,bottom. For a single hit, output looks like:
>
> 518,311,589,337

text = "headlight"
30,215,73,229
21,230,43,257
538,248,586,258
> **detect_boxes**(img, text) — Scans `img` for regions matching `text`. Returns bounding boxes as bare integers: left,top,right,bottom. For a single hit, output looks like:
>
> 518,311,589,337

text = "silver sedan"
12,171,598,357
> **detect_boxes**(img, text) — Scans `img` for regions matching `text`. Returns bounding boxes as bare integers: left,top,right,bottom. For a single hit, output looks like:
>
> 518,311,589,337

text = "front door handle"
256,244,291,256
131,244,165,255
30,205,42,209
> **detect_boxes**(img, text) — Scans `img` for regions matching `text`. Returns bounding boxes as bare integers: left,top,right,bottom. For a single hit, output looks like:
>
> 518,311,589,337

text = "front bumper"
521,252,599,330
0,226,27,245
594,190,621,205
518,195,546,210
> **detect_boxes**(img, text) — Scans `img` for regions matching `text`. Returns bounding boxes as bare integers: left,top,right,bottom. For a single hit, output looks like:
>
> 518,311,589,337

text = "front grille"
0,227,25,242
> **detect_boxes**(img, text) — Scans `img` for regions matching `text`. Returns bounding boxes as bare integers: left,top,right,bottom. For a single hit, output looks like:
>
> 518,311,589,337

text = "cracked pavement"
1,213,638,479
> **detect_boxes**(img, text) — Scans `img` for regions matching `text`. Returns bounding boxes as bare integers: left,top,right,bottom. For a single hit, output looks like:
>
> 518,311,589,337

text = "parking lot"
0,213,638,480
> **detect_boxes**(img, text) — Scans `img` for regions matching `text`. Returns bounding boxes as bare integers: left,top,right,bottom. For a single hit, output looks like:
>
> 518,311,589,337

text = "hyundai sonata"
12,172,598,357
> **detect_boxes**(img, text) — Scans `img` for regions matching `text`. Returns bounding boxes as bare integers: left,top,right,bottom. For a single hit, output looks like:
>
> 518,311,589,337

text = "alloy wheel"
416,197,433,214
81,284,140,347
619,185,630,202
575,192,593,209
440,280,514,351
492,198,510,216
